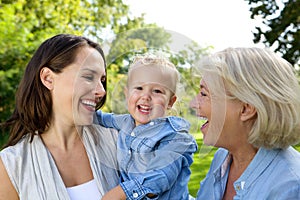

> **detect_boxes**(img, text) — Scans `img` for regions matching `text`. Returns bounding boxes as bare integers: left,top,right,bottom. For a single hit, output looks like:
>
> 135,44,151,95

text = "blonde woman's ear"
40,67,54,90
240,103,257,121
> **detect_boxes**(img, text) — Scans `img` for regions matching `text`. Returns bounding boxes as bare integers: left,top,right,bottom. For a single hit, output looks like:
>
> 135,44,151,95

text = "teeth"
198,116,208,121
139,105,150,109
82,100,96,107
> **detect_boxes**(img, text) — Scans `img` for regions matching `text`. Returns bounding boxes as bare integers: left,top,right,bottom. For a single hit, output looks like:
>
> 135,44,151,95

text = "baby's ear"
168,95,177,109
40,67,54,90
240,103,257,121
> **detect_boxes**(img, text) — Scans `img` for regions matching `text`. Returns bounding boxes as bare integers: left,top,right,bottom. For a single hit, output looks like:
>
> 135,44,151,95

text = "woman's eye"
200,92,207,97
100,76,106,83
83,75,94,81
135,86,143,90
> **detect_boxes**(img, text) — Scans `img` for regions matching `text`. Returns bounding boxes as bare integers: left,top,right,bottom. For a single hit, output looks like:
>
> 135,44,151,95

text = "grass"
188,134,216,197
187,134,300,197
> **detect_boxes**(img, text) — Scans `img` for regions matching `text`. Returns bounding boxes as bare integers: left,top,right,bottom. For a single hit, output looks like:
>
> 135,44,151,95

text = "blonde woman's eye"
135,86,143,90
200,92,207,97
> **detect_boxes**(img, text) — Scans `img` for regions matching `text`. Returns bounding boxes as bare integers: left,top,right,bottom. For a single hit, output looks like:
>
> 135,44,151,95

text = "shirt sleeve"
120,130,198,200
95,110,120,130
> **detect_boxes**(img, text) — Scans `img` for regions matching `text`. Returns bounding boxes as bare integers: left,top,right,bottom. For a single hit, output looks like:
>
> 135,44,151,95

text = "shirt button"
131,132,135,136
236,185,241,190
128,150,131,154
149,122,154,125
133,192,138,198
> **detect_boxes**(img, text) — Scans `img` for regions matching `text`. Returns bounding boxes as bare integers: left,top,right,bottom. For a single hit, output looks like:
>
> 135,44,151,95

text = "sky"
124,0,265,52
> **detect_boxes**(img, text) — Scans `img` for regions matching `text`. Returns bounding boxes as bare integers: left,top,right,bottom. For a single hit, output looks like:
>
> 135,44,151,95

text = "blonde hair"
128,53,180,95
197,47,300,149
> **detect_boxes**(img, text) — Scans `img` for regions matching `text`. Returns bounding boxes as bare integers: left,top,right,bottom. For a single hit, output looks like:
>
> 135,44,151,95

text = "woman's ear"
40,67,54,90
168,95,177,109
240,103,257,121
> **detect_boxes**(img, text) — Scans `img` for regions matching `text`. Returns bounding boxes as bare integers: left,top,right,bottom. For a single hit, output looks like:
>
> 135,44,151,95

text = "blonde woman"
191,47,300,200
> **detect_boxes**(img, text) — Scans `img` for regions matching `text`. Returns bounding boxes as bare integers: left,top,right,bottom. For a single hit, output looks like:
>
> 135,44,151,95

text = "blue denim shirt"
196,147,300,200
96,111,198,200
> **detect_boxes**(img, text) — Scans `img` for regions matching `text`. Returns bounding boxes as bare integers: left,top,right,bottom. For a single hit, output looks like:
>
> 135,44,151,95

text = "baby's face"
126,65,177,126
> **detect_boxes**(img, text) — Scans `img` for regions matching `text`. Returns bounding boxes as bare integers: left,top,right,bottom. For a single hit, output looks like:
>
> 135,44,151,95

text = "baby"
98,54,197,200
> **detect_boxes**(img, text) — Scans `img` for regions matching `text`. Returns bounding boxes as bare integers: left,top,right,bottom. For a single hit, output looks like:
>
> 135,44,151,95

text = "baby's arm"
120,131,198,199
95,110,121,131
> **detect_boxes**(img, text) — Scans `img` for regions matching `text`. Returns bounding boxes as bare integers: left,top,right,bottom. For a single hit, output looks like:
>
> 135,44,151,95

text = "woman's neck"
41,124,83,151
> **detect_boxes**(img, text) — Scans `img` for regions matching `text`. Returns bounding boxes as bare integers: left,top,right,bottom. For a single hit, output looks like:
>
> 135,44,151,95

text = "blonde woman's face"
190,76,244,148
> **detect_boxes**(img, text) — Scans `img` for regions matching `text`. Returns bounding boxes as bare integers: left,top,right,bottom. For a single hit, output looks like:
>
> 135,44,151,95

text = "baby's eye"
153,89,163,94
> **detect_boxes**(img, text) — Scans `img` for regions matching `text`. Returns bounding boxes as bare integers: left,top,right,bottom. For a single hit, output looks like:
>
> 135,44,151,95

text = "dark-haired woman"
0,34,119,200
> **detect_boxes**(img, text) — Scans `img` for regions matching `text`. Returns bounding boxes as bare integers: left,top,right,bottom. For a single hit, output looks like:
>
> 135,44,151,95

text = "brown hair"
2,34,107,147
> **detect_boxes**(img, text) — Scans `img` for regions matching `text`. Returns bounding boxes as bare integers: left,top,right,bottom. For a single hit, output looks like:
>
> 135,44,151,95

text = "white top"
67,179,100,200
0,125,120,200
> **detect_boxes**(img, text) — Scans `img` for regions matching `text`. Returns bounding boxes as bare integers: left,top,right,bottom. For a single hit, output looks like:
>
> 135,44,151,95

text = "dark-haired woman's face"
51,47,106,126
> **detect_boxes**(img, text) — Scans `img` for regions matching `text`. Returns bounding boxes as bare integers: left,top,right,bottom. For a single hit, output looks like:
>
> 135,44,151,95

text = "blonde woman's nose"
190,95,199,109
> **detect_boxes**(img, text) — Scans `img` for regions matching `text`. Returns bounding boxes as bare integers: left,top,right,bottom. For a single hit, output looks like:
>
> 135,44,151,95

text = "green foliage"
245,0,300,66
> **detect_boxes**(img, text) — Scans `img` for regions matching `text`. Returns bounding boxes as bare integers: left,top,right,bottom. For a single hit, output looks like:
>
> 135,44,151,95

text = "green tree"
245,0,300,66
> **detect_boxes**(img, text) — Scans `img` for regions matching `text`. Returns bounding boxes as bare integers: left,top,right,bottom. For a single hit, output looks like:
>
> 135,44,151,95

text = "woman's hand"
101,185,126,200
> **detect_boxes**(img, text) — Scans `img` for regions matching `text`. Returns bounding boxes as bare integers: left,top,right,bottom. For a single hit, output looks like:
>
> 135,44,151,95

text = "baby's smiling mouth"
138,104,151,114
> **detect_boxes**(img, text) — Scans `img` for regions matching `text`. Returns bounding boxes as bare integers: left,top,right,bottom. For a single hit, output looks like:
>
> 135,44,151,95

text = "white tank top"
67,179,100,200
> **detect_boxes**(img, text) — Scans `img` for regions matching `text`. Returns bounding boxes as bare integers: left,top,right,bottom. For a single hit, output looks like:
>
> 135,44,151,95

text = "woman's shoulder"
0,135,31,159
209,148,229,168
0,135,35,191
278,147,300,176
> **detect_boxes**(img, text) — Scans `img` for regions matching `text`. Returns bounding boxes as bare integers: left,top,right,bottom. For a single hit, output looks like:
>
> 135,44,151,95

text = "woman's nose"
190,95,199,109
94,81,106,97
